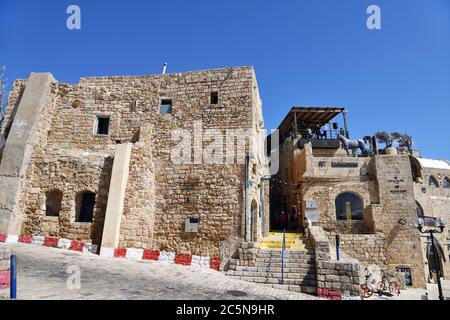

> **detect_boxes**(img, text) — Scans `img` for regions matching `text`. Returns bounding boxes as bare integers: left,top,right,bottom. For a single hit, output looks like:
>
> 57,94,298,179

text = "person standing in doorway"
290,208,298,231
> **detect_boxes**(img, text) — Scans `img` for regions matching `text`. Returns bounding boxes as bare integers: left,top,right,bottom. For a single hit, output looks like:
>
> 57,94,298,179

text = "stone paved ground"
0,243,318,300
367,280,450,300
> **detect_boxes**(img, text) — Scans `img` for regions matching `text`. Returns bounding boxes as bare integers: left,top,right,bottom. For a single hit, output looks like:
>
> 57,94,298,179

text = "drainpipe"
244,155,249,242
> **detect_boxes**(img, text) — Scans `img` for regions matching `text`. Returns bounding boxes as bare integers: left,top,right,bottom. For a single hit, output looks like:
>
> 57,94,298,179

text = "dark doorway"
45,190,63,217
76,191,96,222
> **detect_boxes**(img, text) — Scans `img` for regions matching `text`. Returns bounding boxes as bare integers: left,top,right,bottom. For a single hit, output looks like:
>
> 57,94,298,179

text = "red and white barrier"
109,247,220,270
1,233,220,271
0,233,99,254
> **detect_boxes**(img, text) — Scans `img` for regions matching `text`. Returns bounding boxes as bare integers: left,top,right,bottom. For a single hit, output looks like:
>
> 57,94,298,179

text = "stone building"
269,107,450,290
1,66,448,298
0,66,270,266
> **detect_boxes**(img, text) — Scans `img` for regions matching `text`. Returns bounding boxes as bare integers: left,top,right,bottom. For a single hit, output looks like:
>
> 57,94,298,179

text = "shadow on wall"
89,156,113,246
385,225,401,247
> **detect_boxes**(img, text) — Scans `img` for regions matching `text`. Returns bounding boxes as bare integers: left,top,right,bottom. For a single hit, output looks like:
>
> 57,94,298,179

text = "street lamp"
417,217,446,300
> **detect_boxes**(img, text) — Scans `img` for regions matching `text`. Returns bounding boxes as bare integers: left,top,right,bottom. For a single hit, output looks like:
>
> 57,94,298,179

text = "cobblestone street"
0,243,318,300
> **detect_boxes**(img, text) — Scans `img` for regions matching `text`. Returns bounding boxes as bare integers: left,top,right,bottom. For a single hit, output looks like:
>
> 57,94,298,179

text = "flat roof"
278,106,346,138
418,158,450,170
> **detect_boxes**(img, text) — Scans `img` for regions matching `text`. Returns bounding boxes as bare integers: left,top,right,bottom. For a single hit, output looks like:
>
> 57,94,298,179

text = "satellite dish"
0,134,5,149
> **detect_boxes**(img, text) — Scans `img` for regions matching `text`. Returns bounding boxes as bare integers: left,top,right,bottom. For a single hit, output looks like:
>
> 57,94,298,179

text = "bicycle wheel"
360,284,373,298
376,281,385,296
389,282,398,295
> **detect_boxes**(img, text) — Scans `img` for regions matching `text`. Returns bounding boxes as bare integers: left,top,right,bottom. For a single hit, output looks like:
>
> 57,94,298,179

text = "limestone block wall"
374,155,426,288
301,179,378,232
20,148,113,245
327,232,388,267
1,66,267,258
413,166,450,280
308,226,361,299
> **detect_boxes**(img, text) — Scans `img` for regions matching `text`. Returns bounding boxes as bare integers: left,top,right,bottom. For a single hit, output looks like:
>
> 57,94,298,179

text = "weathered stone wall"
327,233,388,267
413,165,450,281
308,226,361,299
373,155,426,288
1,66,268,258
21,148,113,245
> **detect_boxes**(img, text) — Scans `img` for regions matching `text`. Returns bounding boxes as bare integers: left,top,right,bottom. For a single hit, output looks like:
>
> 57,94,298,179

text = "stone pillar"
0,73,55,235
374,155,426,288
99,143,132,257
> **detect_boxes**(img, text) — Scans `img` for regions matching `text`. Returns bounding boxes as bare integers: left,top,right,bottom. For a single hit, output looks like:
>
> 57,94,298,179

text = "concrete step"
253,261,316,268
226,275,317,287
270,284,317,294
253,258,315,264
227,270,316,279
255,252,315,259
234,266,316,273
267,232,305,238
258,244,306,250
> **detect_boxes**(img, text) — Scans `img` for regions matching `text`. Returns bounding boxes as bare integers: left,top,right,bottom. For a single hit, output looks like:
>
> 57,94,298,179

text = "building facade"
0,67,270,267
270,107,450,289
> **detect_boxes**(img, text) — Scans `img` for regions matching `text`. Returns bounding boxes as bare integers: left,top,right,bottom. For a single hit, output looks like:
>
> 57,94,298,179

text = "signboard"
305,210,320,223
396,266,413,286
305,200,318,209
331,162,358,168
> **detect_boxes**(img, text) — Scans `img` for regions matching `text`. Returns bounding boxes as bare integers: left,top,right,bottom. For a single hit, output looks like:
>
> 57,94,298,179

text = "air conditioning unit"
185,217,199,233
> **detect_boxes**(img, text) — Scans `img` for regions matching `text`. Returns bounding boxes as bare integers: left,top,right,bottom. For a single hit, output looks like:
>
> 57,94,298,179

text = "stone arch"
335,192,364,221
443,177,450,189
429,176,439,188
416,201,424,218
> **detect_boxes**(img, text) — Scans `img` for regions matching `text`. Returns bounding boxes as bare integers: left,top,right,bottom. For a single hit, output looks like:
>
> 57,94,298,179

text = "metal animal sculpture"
339,134,369,156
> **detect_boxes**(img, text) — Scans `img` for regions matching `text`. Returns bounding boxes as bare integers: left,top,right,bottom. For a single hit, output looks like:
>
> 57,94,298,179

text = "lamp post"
417,217,446,300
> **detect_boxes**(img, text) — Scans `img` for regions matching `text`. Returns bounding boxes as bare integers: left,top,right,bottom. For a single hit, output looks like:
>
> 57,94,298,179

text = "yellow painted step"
257,244,306,250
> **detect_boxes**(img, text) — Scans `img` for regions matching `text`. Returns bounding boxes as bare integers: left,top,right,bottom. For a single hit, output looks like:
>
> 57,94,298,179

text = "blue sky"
1,0,449,159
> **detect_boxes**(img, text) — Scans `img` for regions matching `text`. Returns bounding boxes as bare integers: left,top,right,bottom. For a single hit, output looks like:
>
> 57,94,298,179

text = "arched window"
75,191,96,222
335,192,364,221
444,177,450,189
45,190,63,217
416,201,424,218
429,176,439,188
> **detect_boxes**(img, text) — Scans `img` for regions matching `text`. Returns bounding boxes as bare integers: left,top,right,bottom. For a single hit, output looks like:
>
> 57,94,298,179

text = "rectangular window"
160,99,172,114
211,91,219,104
95,116,110,135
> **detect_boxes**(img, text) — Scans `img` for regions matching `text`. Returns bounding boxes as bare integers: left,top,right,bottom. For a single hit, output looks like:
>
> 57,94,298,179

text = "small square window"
160,99,172,114
95,116,110,135
211,91,219,104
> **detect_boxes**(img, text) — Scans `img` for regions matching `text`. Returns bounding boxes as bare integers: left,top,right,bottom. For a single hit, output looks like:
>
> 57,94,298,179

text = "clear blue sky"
1,0,449,159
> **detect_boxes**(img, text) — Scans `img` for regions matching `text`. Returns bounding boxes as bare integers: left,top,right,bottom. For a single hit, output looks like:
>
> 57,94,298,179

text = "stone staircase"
226,232,317,294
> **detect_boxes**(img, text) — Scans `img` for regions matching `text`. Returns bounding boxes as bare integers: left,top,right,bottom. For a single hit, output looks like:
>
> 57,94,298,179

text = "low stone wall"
327,232,388,267
308,226,361,299
236,242,257,267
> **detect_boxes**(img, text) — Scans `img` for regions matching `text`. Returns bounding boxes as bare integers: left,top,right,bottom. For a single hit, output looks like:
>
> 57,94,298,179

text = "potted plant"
392,132,413,155
375,131,397,155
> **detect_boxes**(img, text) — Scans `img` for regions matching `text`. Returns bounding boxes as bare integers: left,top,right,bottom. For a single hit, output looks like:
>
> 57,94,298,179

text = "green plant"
392,132,413,154
375,131,395,148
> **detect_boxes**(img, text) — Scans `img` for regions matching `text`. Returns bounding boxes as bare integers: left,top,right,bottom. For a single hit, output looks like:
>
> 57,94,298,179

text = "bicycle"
376,271,399,296
360,269,376,298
